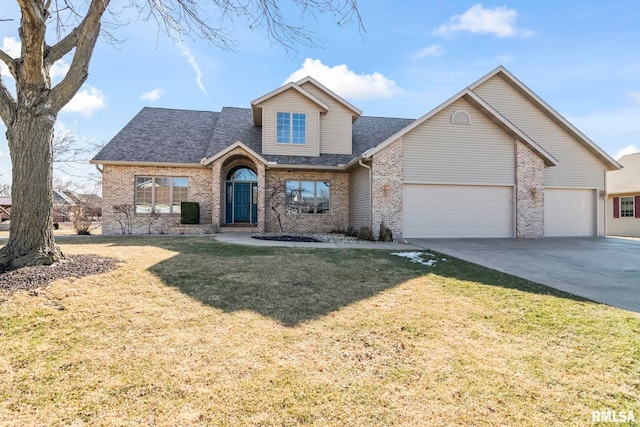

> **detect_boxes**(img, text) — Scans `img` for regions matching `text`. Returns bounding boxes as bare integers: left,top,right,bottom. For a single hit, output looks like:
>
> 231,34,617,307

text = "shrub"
181,202,200,224
357,226,374,241
72,215,91,235
345,226,358,237
379,222,393,242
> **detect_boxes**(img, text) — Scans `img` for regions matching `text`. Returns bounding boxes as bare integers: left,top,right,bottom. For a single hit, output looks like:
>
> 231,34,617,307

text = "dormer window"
277,112,306,144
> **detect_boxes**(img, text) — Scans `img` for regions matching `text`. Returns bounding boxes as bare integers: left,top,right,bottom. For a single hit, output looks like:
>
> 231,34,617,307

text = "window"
135,176,188,214
277,112,306,144
227,166,257,181
285,180,330,214
620,197,634,218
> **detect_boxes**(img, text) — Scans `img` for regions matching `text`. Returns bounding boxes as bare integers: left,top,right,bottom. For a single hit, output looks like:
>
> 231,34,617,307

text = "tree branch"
46,27,78,65
0,48,17,79
0,76,17,127
49,0,110,113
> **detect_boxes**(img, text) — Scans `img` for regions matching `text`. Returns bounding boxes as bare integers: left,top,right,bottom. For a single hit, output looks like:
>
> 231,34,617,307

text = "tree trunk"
0,108,62,268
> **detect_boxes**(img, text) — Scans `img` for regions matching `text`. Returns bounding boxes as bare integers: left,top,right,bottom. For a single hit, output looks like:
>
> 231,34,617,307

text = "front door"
234,182,251,223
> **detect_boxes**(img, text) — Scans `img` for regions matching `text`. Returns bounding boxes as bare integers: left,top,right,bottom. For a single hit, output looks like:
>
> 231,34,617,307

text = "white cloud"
61,86,106,117
411,45,445,60
628,92,640,105
613,144,640,160
1,37,69,80
140,89,165,102
0,37,20,78
1,37,20,57
284,58,399,100
51,59,70,79
434,4,534,38
178,43,207,95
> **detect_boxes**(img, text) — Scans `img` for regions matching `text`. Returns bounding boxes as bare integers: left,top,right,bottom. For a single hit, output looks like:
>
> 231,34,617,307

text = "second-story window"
277,112,306,145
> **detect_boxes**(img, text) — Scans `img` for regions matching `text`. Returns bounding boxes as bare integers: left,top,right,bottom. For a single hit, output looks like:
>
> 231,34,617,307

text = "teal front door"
234,182,251,223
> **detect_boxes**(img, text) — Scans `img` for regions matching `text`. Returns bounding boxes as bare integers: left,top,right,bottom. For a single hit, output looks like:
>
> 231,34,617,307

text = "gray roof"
93,108,220,164
92,106,414,167
607,152,640,194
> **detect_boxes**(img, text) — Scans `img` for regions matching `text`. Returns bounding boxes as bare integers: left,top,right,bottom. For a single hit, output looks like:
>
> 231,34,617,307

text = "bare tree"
267,176,289,233
0,182,9,197
0,0,363,268
112,204,134,235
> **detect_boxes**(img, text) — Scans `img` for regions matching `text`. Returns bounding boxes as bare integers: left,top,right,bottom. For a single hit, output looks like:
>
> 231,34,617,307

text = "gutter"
359,159,372,229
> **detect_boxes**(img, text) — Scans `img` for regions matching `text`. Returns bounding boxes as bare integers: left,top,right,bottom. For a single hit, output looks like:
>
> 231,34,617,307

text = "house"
607,152,640,237
91,66,620,238
0,197,10,223
53,189,102,222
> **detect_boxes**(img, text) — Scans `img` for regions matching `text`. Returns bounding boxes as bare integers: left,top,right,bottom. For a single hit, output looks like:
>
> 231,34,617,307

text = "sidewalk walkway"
215,232,420,250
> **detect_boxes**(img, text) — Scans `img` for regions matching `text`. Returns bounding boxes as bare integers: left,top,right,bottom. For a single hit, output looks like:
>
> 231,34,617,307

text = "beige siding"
300,82,353,155
349,166,370,229
607,195,640,237
403,98,515,185
474,74,608,235
260,89,320,156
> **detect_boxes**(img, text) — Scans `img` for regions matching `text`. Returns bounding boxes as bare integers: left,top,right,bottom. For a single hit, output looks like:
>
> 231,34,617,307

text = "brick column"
515,140,544,238
371,138,404,240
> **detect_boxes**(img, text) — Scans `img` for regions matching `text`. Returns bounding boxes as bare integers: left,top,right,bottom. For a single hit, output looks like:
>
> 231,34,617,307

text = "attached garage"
544,188,596,237
403,184,514,238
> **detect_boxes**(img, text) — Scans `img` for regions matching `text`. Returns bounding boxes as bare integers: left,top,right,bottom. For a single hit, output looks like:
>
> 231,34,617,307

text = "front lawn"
1,236,638,426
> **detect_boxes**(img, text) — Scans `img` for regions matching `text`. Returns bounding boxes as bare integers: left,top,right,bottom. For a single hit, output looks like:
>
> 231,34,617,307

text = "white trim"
295,76,362,117
469,66,621,171
404,180,516,187
451,110,471,125
251,82,330,111
362,88,559,167
201,141,270,166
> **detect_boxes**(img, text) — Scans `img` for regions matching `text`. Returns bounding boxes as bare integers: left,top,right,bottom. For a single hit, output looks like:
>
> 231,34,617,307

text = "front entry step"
220,224,259,233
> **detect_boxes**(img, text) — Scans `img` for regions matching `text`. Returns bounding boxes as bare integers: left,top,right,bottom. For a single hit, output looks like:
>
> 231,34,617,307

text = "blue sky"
1,1,640,188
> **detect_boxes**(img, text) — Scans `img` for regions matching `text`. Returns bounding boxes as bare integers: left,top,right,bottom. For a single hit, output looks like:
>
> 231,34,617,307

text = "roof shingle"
92,107,414,168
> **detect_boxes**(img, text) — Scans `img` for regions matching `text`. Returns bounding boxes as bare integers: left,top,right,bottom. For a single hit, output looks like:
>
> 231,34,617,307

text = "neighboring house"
607,152,640,237
53,189,103,222
91,66,620,238
0,197,10,222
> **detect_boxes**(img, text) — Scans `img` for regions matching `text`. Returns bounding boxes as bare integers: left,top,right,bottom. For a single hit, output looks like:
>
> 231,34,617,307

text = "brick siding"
210,147,266,232
371,138,404,240
101,165,212,235
265,170,349,233
515,140,545,238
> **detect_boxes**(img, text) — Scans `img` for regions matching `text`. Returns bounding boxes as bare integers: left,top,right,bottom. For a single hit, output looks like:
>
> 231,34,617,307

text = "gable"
473,73,613,187
257,88,322,157
403,97,515,185
300,81,354,155
608,153,640,194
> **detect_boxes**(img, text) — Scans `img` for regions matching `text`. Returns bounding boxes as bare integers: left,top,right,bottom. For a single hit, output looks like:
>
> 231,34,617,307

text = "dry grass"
0,236,638,426
0,222,101,240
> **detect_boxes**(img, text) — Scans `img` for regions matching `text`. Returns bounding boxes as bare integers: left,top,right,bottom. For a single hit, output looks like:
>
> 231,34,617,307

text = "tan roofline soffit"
89,160,207,168
201,141,270,166
266,163,348,171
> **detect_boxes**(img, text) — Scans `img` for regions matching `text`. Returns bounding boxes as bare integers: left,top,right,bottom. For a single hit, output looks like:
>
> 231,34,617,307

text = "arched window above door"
227,166,257,181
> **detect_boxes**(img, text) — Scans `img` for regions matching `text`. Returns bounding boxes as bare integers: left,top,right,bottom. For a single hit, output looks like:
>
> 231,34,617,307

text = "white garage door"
544,188,596,237
403,184,514,238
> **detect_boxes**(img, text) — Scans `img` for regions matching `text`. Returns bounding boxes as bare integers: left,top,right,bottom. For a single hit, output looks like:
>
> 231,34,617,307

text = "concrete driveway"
408,237,640,314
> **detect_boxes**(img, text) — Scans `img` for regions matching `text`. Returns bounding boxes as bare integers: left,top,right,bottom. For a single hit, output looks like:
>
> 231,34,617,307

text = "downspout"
359,159,372,229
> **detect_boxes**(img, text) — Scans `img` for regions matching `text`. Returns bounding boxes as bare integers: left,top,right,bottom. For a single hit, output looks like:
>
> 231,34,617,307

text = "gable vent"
451,110,471,125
